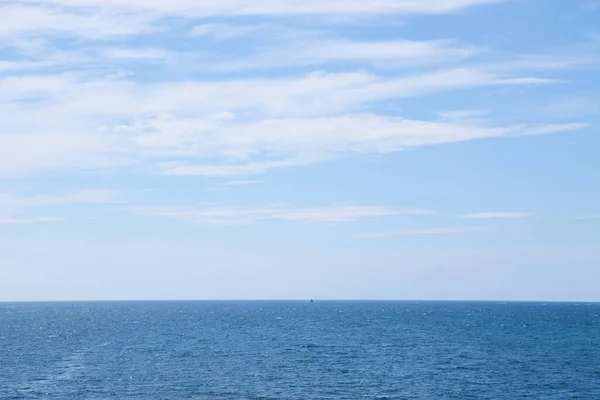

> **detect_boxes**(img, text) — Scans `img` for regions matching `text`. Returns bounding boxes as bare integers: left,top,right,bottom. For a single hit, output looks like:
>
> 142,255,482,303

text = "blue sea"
0,301,598,400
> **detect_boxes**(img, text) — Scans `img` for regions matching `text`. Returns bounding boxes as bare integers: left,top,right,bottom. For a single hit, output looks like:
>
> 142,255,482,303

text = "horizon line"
1,299,599,304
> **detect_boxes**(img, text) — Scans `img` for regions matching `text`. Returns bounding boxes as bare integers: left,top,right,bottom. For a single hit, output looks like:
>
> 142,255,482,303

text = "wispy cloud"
0,0,591,182
0,216,65,225
129,205,434,226
437,109,489,120
0,66,575,177
103,48,167,60
189,24,262,39
358,226,490,238
520,123,589,136
213,39,485,71
161,159,316,177
14,0,508,18
488,53,600,72
459,212,532,219
0,1,509,43
0,189,119,209
0,5,154,40
220,180,264,186
0,189,120,222
0,60,56,72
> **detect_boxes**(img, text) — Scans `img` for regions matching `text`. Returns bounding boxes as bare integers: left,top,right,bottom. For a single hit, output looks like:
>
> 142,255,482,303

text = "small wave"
298,343,321,349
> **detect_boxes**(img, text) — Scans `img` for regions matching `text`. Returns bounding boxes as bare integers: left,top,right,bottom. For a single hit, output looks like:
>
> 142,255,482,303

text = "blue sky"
1,0,599,301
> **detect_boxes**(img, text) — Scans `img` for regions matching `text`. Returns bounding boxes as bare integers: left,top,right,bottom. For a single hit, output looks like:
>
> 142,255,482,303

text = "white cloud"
0,60,56,72
0,66,573,178
460,212,532,219
0,68,551,124
303,39,482,62
0,0,590,182
129,204,434,226
0,1,507,41
0,131,119,178
152,117,587,176
161,158,322,177
0,70,490,124
149,115,504,175
0,5,154,40
358,226,489,238
218,39,485,71
103,48,167,59
185,26,479,72
14,0,507,17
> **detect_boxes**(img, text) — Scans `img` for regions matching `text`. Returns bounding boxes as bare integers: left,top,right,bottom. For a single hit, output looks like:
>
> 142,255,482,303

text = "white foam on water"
55,351,86,381
17,347,90,396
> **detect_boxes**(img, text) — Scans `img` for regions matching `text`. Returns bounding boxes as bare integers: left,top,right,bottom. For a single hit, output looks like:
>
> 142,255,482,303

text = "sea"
0,301,598,400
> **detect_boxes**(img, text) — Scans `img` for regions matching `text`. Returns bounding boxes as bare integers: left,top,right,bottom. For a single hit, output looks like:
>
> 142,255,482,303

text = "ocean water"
0,301,598,400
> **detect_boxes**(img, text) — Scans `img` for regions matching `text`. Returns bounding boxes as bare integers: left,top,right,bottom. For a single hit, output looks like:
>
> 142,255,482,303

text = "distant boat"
310,298,314,303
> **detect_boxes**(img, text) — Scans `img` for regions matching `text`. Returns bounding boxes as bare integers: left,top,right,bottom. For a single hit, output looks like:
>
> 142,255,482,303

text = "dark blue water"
1,301,598,399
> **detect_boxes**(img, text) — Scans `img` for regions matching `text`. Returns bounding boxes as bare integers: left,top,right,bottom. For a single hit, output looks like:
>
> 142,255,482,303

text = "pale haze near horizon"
0,0,599,302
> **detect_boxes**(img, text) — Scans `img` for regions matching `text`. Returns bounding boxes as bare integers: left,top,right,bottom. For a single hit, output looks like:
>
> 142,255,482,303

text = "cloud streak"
0,0,591,182
220,180,264,186
358,226,490,238
0,216,65,225
0,1,508,42
0,189,120,222
129,204,434,226
459,212,532,219
211,39,486,71
0,5,154,40
14,0,508,17
0,65,579,178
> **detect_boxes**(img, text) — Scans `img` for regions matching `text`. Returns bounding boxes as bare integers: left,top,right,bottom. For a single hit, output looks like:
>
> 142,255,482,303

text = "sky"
0,0,599,302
